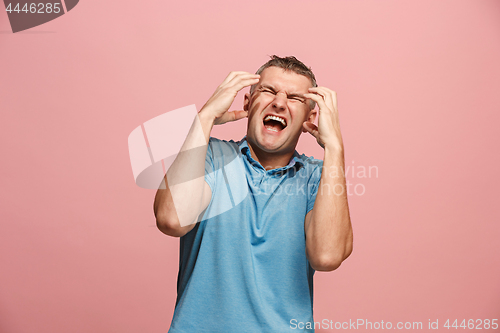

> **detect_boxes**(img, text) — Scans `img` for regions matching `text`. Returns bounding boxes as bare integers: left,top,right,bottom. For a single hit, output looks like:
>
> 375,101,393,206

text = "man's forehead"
258,67,313,92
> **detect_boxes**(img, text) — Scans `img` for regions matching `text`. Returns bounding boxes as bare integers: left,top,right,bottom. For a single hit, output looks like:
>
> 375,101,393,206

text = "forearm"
306,144,353,270
153,71,259,236
153,111,215,235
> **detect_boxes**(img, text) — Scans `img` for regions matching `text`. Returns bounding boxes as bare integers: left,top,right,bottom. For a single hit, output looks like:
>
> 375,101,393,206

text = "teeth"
265,126,278,132
264,115,287,127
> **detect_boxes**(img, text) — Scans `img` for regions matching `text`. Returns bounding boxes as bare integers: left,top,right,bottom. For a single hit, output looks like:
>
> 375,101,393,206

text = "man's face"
244,66,316,157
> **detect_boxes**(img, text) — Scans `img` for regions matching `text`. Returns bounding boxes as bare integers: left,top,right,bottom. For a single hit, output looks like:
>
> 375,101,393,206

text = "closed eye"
260,87,305,103
289,96,306,103
261,88,276,95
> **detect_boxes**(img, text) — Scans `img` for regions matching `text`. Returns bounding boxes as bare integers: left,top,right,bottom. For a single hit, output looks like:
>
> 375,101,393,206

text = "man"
154,56,353,332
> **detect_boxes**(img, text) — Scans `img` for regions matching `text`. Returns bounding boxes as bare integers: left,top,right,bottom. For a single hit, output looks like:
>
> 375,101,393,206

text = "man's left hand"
303,87,344,151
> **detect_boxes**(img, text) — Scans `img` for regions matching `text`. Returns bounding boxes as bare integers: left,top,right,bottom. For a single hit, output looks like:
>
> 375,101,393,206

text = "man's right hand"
200,72,260,125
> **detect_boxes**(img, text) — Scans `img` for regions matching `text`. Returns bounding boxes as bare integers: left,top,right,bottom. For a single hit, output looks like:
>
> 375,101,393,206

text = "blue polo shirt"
168,137,323,333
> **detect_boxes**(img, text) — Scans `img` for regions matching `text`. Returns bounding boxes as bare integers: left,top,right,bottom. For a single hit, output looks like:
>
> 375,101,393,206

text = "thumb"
215,110,248,125
231,110,248,121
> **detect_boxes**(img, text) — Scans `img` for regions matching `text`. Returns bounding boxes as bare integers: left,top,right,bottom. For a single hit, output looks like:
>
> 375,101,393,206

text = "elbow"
154,202,198,237
309,245,353,272
310,254,344,272
155,214,186,238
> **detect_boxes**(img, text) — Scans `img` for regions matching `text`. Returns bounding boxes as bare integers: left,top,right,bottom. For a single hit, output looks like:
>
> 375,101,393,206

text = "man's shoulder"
208,136,244,147
206,137,245,161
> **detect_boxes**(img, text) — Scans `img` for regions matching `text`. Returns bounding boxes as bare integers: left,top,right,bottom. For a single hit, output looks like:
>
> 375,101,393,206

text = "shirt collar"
238,136,304,172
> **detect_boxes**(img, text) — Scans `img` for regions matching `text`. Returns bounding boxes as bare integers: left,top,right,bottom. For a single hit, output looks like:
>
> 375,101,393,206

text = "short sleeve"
306,162,323,213
204,138,216,193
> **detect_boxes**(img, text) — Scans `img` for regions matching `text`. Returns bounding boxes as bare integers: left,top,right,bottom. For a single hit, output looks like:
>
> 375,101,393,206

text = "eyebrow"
260,84,306,100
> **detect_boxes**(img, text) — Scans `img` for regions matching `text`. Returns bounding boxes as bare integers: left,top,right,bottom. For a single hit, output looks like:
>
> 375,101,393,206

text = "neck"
246,140,295,170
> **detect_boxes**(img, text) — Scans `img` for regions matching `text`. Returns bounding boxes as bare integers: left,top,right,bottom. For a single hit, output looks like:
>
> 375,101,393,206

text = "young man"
154,56,353,332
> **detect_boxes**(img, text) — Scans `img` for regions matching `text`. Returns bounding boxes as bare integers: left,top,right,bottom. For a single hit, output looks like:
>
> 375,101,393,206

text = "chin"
257,134,295,155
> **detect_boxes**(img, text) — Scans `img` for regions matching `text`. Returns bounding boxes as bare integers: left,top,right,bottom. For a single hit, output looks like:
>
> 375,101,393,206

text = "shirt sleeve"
204,138,216,193
306,162,323,213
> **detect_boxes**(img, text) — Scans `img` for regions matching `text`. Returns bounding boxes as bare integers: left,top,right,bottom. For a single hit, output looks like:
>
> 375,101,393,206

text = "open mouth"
263,115,287,132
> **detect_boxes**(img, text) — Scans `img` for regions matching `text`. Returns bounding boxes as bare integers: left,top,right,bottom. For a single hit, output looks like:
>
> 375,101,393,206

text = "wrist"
197,109,216,141
199,106,219,127
198,107,217,123
323,140,344,154
324,141,345,164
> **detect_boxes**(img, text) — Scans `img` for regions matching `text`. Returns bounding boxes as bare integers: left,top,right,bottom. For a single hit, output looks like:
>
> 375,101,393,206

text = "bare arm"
153,72,260,237
153,112,214,237
304,147,353,271
303,88,353,271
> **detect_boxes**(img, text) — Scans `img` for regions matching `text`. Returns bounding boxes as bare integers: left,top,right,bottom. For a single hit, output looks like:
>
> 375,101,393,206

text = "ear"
243,93,250,111
302,109,317,132
308,109,317,124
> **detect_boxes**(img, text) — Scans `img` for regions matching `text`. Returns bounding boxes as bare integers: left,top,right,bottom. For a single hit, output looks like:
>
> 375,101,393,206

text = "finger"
229,77,261,92
215,110,248,125
308,87,337,111
309,87,331,108
221,71,254,85
304,93,329,111
229,110,248,121
223,73,259,88
312,87,337,111
309,87,337,110
226,73,260,87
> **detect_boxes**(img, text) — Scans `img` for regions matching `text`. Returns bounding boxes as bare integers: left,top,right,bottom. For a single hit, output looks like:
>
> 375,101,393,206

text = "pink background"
1,0,499,332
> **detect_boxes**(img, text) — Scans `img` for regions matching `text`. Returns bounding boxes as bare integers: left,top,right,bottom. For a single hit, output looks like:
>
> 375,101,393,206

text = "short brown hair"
250,55,317,108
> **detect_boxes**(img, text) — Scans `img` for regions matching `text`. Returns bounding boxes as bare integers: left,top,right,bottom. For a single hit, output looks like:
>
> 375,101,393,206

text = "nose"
272,91,287,111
